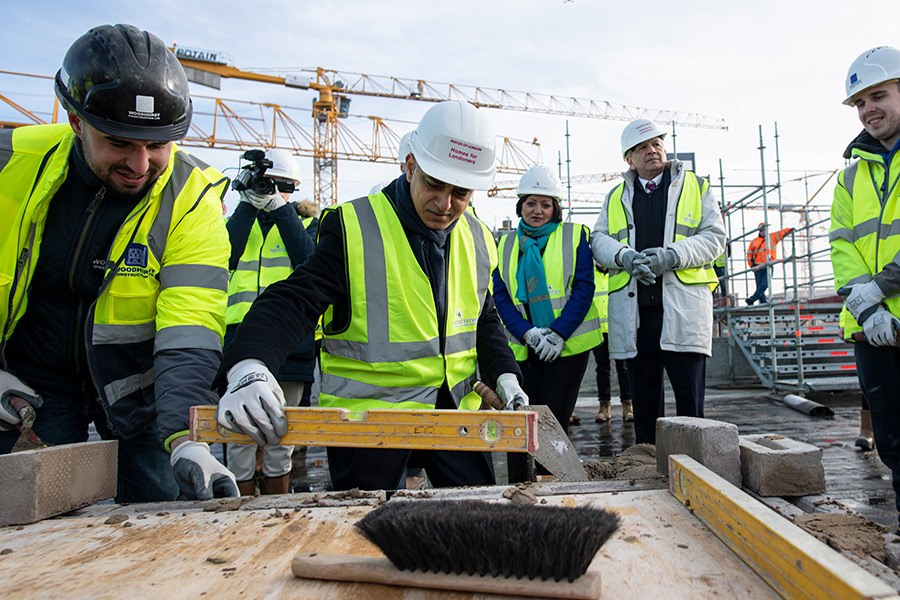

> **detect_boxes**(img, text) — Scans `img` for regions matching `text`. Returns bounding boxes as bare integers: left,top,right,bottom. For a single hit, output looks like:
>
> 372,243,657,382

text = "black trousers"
520,350,591,434
855,343,900,528
627,305,706,444
327,446,495,491
593,335,631,403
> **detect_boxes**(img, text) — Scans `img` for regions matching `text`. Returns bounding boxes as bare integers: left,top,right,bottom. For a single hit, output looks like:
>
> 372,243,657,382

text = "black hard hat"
54,24,192,142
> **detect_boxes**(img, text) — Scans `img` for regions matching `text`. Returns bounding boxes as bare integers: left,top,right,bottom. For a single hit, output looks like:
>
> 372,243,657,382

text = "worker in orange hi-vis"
745,222,793,305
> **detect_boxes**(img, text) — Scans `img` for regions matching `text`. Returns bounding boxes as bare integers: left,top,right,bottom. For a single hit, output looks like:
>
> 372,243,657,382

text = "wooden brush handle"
291,551,602,599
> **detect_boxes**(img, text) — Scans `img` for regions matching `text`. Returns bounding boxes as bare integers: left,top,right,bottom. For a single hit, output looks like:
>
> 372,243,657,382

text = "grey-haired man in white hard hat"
831,46,900,532
214,101,526,491
590,119,725,444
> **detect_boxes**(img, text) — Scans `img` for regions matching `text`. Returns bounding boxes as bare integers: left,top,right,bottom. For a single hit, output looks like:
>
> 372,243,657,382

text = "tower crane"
173,51,727,205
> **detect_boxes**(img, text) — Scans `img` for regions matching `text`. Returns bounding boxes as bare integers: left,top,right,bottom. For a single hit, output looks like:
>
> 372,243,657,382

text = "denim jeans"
747,267,768,304
0,389,178,503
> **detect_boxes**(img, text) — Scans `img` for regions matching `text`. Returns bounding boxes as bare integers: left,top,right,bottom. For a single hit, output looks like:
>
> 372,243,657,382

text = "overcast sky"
4,0,898,236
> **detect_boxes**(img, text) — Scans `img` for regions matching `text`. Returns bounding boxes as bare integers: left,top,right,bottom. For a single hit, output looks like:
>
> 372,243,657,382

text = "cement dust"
584,444,663,481
793,512,889,563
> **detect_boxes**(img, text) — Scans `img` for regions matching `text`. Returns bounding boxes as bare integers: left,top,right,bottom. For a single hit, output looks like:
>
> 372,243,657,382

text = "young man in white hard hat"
214,100,527,490
590,119,725,444
831,46,900,532
0,24,237,501
223,148,315,495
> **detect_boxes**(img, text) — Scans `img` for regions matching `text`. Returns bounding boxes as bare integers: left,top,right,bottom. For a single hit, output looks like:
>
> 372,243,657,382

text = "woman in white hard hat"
493,165,605,436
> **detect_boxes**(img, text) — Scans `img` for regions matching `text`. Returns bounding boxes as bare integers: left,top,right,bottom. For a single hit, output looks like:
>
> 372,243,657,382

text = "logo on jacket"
125,243,149,268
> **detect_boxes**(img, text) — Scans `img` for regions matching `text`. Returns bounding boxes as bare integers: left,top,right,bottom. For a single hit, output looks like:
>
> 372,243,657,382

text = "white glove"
535,329,565,362
642,247,679,277
0,370,42,432
495,373,529,410
241,189,286,212
217,359,288,446
170,441,239,500
619,248,656,285
522,327,544,350
840,281,885,324
862,307,900,347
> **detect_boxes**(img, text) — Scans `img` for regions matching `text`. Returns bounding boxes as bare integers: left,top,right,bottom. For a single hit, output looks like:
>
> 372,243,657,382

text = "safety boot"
621,399,634,422
237,479,257,497
855,409,874,452
595,401,611,423
259,473,291,495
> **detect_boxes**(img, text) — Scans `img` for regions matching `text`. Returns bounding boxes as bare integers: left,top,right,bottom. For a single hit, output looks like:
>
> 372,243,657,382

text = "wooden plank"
191,406,537,452
0,489,783,599
668,454,899,600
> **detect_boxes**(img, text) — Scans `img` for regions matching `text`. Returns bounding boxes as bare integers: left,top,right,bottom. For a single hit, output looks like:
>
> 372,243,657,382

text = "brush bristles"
355,500,620,582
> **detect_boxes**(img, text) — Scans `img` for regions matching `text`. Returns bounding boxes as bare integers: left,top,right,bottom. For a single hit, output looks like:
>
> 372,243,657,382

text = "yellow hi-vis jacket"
0,124,229,438
496,223,604,360
596,268,609,335
319,192,497,411
606,171,719,293
226,215,302,326
831,142,900,338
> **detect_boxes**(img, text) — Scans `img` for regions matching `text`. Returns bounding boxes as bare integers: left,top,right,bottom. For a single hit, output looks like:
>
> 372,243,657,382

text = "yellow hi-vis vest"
319,193,497,411
300,215,324,342
606,172,718,293
0,124,229,439
830,145,900,338
226,215,302,325
497,223,604,361
595,268,609,335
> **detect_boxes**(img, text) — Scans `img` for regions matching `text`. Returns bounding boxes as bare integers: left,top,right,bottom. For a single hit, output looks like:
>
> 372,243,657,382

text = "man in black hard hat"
0,24,238,501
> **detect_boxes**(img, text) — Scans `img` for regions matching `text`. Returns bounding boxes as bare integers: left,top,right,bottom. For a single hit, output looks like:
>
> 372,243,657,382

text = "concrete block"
656,417,741,486
0,441,117,525
739,434,825,497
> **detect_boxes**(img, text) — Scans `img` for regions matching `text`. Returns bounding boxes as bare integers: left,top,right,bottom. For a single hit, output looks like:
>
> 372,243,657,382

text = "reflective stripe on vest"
606,172,718,292
830,150,900,336
226,217,300,325
320,193,496,411
497,223,604,360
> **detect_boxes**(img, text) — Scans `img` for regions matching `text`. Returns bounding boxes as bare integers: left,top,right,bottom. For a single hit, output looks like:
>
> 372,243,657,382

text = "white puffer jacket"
590,160,725,359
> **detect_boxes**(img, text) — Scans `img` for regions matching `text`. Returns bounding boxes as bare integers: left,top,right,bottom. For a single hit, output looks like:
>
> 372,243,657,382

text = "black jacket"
217,176,520,406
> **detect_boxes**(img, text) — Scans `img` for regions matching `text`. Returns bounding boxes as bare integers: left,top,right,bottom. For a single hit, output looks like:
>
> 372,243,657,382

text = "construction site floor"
288,387,894,529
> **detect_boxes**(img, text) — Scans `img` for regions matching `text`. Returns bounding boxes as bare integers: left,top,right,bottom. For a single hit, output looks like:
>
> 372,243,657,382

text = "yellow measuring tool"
190,406,538,452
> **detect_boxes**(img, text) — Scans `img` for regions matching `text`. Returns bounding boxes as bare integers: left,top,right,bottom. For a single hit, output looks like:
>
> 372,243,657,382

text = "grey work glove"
0,370,42,432
240,189,286,212
619,248,656,286
217,359,288,446
839,281,885,325
642,247,679,277
862,307,900,347
495,373,529,410
522,327,544,350
170,440,239,500
535,328,565,362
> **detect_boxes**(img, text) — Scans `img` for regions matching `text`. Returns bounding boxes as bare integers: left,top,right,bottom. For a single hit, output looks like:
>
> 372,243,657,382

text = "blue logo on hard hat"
125,243,149,268
849,73,860,88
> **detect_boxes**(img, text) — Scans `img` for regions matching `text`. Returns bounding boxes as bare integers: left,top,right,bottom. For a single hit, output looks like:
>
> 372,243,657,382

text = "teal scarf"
515,221,559,328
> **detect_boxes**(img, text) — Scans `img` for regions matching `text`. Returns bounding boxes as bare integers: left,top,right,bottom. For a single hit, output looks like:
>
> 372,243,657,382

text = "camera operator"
224,148,315,495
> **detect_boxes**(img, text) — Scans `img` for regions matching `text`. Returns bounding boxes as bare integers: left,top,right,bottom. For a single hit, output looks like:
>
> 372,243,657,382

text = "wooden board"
668,455,900,600
0,488,782,599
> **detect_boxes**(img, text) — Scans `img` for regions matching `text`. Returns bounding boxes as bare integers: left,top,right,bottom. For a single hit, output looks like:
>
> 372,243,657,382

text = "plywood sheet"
0,490,779,599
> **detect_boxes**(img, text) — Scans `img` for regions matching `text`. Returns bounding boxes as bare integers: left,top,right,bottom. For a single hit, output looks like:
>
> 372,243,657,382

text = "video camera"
231,150,296,195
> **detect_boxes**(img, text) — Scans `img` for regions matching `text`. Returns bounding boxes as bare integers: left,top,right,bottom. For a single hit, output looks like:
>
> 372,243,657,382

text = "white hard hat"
265,148,302,185
408,100,496,190
620,119,666,158
844,46,900,105
397,131,413,164
517,165,562,201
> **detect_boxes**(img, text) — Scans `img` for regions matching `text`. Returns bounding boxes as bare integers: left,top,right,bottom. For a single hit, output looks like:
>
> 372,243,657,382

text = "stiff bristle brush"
292,499,621,599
